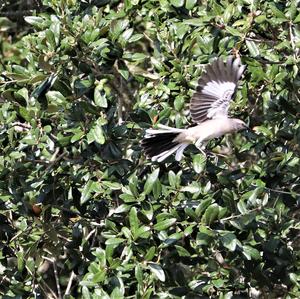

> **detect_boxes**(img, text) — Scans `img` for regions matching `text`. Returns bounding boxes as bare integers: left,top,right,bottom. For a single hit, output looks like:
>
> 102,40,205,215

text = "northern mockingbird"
141,56,248,162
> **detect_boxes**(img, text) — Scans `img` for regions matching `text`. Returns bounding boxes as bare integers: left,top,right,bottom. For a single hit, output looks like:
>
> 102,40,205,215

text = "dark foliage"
0,0,300,298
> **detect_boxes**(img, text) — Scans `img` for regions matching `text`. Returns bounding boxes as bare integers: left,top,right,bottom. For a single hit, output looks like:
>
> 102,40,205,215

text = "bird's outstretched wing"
190,56,245,124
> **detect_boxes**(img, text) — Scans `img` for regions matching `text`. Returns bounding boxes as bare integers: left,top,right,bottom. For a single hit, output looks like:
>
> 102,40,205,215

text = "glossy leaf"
144,168,160,195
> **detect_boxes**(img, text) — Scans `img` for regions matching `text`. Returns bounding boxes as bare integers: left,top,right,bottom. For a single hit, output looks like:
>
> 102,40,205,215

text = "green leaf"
129,53,147,62
168,170,176,188
171,0,184,7
129,207,139,239
128,33,143,43
111,19,129,39
223,3,235,23
82,286,91,299
237,200,248,214
202,203,219,225
102,181,122,190
144,168,160,195
183,19,204,26
181,184,201,193
225,26,243,37
145,246,156,261
135,226,150,239
121,28,134,41
255,14,267,24
175,245,191,257
74,78,93,96
117,60,129,80
80,180,97,204
195,198,213,217
46,91,65,104
148,263,165,282
93,248,106,267
220,232,237,251
174,95,185,111
18,107,31,121
16,88,29,103
212,278,226,288
24,16,46,28
46,29,56,49
71,129,85,143
153,218,176,231
16,251,24,272
294,13,300,23
105,238,126,246
185,0,197,10
87,119,105,144
94,84,108,108
196,226,215,246
135,264,143,286
192,153,206,173
269,3,287,20
0,17,15,31
242,245,261,260
246,40,260,57
289,273,300,286
50,15,60,45
152,179,162,199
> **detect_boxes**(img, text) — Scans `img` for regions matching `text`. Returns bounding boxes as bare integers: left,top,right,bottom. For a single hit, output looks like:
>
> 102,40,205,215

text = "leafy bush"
1,0,300,298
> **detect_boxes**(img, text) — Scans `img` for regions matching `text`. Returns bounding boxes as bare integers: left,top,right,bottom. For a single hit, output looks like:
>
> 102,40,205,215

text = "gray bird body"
175,118,245,144
141,56,247,162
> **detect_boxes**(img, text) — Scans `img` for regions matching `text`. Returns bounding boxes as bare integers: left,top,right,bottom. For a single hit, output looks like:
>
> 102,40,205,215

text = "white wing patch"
190,56,245,124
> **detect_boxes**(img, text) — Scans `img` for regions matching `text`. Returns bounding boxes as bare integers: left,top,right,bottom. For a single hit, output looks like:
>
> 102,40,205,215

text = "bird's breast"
185,118,236,142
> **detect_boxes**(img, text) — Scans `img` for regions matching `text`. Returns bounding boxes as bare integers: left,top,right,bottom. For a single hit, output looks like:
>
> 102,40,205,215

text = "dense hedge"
1,0,300,298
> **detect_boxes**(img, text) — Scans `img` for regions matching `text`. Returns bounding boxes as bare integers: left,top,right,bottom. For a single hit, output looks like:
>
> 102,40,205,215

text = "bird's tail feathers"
144,124,184,137
141,125,188,162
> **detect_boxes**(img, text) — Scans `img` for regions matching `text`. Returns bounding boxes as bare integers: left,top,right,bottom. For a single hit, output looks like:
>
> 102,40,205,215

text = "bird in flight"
141,56,248,162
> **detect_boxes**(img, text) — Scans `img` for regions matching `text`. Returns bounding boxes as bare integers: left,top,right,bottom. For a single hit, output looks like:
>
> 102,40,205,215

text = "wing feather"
190,56,245,124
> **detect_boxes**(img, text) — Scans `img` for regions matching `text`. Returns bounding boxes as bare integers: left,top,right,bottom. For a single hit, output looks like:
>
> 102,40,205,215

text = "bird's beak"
244,125,259,139
244,124,251,131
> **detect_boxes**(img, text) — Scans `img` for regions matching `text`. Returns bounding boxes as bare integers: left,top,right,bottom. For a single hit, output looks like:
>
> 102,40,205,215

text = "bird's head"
232,119,249,131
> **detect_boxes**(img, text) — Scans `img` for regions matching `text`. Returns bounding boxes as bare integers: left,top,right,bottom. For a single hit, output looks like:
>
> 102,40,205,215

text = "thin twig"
289,21,298,60
0,10,34,17
40,277,58,299
42,257,62,299
265,186,300,197
85,228,96,242
245,37,276,45
8,230,24,243
57,234,72,242
65,271,76,296
11,122,31,130
45,151,67,171
52,259,62,299
220,207,261,222
118,97,123,125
